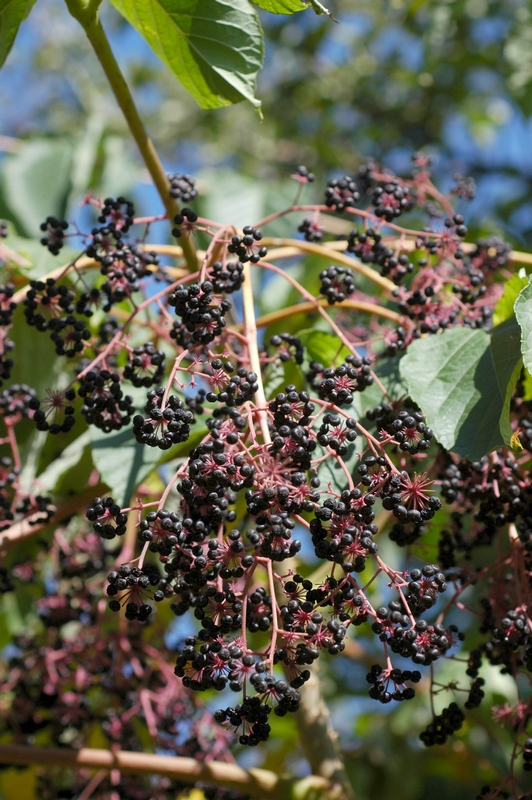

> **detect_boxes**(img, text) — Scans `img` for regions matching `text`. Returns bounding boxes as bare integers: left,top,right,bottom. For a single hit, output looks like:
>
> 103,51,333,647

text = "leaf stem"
63,0,197,271
242,263,271,444
261,238,395,292
251,297,401,328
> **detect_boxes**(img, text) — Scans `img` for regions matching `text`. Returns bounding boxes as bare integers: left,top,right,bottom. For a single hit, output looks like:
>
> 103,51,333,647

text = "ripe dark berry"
227,226,267,264
39,216,69,255
319,265,355,304
168,173,197,202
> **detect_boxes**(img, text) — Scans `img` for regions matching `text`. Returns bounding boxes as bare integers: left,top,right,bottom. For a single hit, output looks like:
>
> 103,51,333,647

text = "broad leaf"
98,135,143,199
515,277,532,374
400,322,522,460
317,398,363,493
109,0,263,110
263,358,305,399
524,369,532,401
37,431,92,494
0,0,37,67
252,0,308,12
68,114,106,207
298,328,351,367
493,272,529,326
90,425,163,508
5,233,79,280
90,423,208,508
359,356,409,413
2,138,73,237
490,316,522,446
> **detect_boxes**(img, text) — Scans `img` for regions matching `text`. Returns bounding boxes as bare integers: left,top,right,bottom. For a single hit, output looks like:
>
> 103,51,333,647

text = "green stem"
63,0,197,272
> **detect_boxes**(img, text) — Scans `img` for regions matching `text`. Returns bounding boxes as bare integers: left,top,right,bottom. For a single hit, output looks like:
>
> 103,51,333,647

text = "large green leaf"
109,0,263,110
399,322,522,460
252,0,308,12
493,271,529,326
2,138,73,237
515,277,532,374
0,0,37,67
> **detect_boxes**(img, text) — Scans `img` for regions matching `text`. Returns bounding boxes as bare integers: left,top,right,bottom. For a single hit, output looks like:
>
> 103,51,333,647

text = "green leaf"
515,277,532,374
108,0,263,110
359,356,409,413
263,358,304,399
37,431,92,493
68,114,106,207
98,135,142,200
490,317,522,446
493,272,529,326
90,422,208,508
400,322,522,460
4,233,79,280
2,138,73,237
298,328,351,367
523,369,532,401
317,398,363,493
7,304,64,464
252,0,307,13
0,0,37,68
90,425,168,508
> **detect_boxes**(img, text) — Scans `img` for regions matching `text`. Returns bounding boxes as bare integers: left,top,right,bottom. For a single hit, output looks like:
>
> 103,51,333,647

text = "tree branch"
292,668,356,800
0,482,108,550
0,744,336,800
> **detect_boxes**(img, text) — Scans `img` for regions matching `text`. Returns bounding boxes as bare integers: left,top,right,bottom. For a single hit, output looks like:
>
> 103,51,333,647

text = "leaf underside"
109,0,264,109
0,0,37,68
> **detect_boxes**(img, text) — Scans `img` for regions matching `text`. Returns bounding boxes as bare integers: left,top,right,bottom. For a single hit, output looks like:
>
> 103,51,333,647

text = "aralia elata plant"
2,2,532,800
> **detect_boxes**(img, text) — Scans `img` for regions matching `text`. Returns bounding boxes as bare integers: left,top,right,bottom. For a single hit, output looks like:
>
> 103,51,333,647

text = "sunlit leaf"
515,277,532,374
298,328,350,366
2,138,73,237
109,0,263,110
0,0,37,68
493,271,528,326
252,0,308,13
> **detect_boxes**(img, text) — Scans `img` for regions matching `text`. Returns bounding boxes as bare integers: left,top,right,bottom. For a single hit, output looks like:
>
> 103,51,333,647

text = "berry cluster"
2,157,530,800
133,389,194,449
168,172,198,202
168,281,232,345
308,356,373,405
319,265,355,304
227,226,267,263
39,216,69,255
78,368,135,431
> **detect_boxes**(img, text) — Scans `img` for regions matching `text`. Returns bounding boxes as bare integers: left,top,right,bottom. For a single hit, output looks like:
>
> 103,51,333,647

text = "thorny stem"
63,0,197,272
